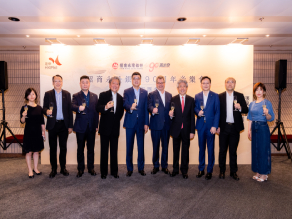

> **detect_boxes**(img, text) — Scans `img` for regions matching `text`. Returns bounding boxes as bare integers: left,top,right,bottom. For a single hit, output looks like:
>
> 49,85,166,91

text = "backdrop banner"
40,45,253,165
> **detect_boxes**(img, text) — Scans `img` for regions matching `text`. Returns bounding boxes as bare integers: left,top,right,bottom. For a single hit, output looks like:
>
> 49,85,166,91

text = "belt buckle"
204,120,206,123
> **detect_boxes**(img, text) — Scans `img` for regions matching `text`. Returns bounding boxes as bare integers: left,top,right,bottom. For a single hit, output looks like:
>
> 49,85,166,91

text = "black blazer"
71,90,99,133
218,91,248,133
170,94,195,138
97,90,124,137
43,89,73,130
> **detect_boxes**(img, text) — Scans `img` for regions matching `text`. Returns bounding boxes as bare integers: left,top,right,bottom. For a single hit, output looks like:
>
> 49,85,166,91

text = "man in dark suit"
194,76,220,180
169,79,195,179
97,76,124,179
123,72,149,177
71,75,99,178
43,75,73,178
148,75,172,175
217,77,248,181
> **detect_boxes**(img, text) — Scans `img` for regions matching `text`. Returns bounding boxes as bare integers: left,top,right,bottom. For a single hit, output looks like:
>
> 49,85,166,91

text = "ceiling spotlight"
8,17,20,22
77,35,80,37
45,38,64,45
140,35,143,37
184,38,200,46
26,35,30,38
140,38,153,46
93,38,108,46
203,35,207,37
229,38,248,44
177,17,187,22
266,35,269,37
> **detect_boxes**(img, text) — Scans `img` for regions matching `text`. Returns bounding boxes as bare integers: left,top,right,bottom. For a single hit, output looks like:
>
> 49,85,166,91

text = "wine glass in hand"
110,96,114,113
234,96,238,111
155,99,159,114
24,105,29,118
200,101,205,117
49,102,54,117
133,98,138,110
262,100,266,116
171,102,175,117
82,99,86,114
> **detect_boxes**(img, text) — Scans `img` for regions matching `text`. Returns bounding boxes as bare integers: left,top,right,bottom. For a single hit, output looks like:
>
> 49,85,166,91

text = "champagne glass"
24,105,28,118
133,98,138,110
49,102,54,117
171,102,175,117
200,101,205,117
262,100,266,116
234,96,238,111
155,99,159,114
110,96,114,113
82,99,86,115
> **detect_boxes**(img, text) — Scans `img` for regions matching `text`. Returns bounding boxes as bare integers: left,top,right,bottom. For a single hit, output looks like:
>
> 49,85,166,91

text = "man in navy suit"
123,72,149,177
194,76,220,180
148,75,172,175
71,75,99,178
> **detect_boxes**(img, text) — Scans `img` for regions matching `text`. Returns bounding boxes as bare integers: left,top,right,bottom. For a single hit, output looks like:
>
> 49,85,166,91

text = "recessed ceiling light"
45,38,64,45
266,35,269,37
203,35,207,37
8,17,20,22
26,35,30,38
177,17,187,22
229,38,248,44
77,35,80,37
140,38,153,46
184,38,200,46
140,35,143,37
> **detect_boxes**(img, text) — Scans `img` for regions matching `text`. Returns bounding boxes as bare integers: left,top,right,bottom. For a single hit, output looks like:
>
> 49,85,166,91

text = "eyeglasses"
156,82,165,85
132,77,140,81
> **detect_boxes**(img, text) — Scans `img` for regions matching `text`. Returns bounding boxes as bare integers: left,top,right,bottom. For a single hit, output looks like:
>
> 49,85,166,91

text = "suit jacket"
97,89,124,137
71,90,99,133
194,91,220,130
218,91,248,132
42,89,73,130
123,87,149,129
148,89,172,131
170,94,195,138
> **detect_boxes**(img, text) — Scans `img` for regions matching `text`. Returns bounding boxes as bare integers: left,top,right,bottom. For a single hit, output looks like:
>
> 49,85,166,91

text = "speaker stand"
0,89,23,150
270,88,292,160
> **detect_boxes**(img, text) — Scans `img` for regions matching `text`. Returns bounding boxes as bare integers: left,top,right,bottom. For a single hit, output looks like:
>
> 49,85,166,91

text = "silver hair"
177,79,188,88
109,76,121,85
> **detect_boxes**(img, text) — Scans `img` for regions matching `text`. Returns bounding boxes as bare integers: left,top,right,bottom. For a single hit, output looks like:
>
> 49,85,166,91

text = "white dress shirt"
180,94,186,107
226,91,234,123
158,89,165,106
112,91,117,113
203,91,209,107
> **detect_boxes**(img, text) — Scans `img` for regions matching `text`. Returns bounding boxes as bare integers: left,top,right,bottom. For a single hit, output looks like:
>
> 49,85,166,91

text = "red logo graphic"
49,56,62,66
149,62,159,72
112,62,118,69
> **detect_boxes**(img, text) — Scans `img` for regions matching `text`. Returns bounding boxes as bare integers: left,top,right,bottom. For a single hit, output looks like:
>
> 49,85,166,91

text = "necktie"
181,96,184,129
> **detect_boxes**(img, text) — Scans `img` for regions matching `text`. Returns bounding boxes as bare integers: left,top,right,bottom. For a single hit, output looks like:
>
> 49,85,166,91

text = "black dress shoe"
151,167,159,174
88,169,97,176
170,172,179,177
219,172,225,179
112,174,119,178
205,172,212,180
182,173,188,179
60,169,69,176
162,168,170,174
76,170,83,178
230,172,240,181
49,170,57,178
126,171,133,177
138,170,146,176
33,170,42,175
196,170,205,178
101,174,107,179
28,175,34,178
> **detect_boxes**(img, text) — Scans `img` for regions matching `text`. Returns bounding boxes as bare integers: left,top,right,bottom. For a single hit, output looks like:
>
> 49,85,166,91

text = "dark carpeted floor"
1,157,292,219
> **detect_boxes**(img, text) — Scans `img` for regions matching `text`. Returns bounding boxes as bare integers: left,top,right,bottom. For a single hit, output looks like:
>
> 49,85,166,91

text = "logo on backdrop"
149,62,170,72
112,62,144,70
112,62,118,69
45,56,62,69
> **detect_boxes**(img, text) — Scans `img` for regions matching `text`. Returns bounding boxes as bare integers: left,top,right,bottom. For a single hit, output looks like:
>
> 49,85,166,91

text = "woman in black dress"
20,88,45,178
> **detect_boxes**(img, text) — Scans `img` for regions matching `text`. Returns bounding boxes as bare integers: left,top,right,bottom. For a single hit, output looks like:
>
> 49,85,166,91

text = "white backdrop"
40,45,253,165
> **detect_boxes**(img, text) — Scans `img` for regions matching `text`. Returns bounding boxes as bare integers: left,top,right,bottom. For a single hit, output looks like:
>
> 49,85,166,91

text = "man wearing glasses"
123,72,149,177
147,75,172,175
43,75,73,178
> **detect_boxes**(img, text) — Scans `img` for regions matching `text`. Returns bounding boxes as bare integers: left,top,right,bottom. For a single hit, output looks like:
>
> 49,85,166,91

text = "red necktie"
181,96,184,129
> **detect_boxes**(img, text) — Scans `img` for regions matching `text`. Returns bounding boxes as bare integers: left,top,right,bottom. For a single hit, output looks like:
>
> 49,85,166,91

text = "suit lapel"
176,95,182,114
155,89,164,107
205,91,212,111
62,90,66,114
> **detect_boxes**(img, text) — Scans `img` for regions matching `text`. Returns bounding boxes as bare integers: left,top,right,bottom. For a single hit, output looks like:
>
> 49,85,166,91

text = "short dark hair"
52,75,63,81
80,75,90,81
201,76,211,83
253,82,266,99
24,88,38,103
132,72,141,78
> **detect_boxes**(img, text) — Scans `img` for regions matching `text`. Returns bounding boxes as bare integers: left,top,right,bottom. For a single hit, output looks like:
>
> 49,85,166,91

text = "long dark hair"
24,88,38,103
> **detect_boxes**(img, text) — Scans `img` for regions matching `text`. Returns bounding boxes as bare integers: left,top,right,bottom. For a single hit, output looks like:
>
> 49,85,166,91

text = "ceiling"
0,0,292,49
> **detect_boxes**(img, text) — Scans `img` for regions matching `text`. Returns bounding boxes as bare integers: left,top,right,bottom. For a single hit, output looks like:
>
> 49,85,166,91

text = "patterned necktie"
181,96,184,129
